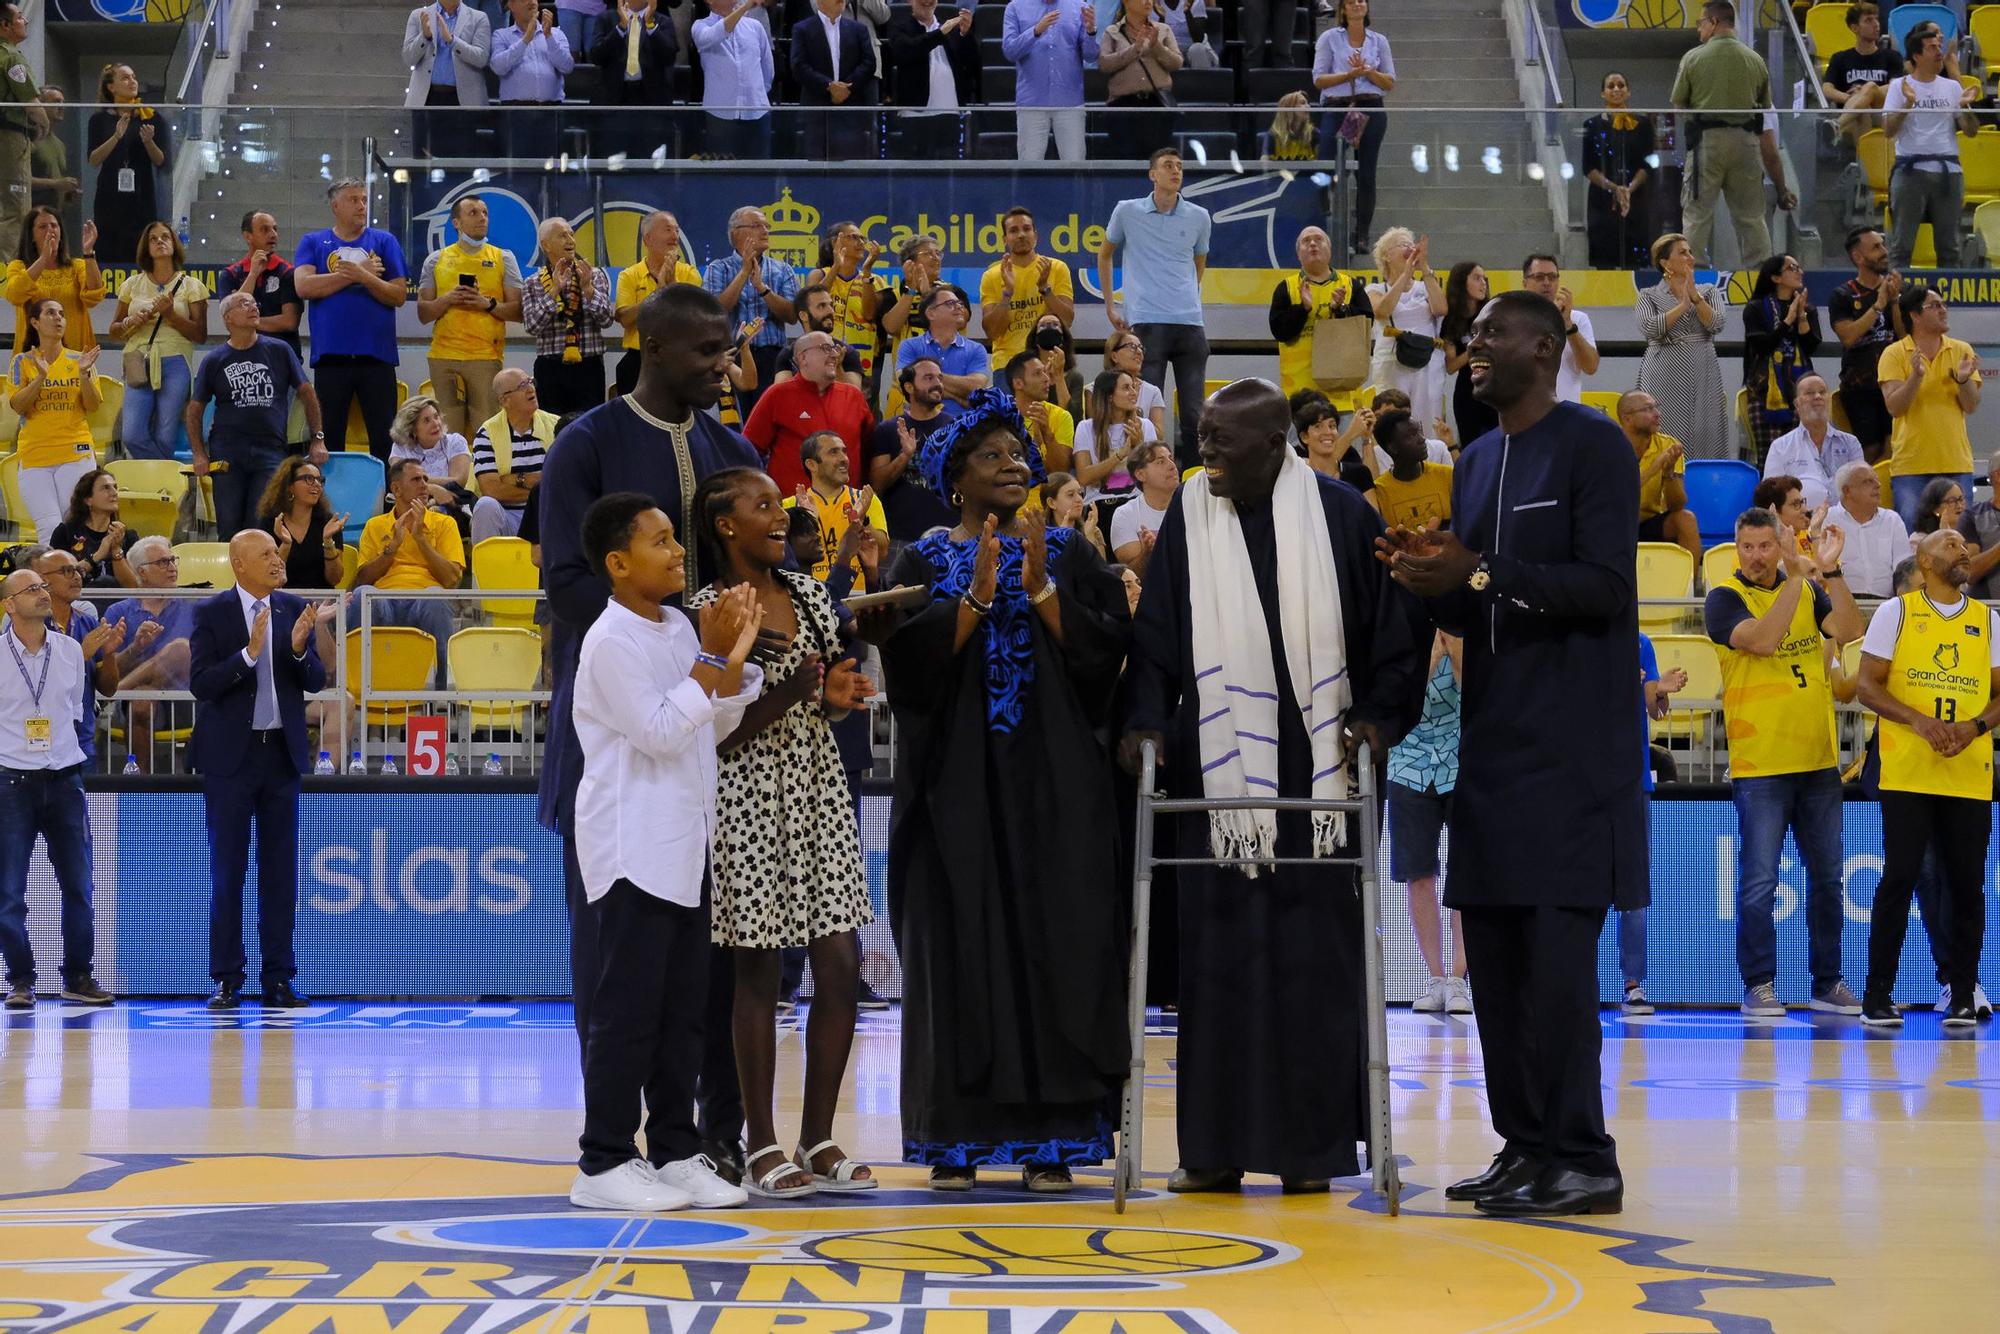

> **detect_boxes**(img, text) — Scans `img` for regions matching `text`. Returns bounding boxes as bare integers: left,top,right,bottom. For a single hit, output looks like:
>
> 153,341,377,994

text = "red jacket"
742,378,875,494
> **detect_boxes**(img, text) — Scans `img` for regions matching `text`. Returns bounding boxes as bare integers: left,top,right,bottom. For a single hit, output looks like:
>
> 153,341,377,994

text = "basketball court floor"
4,1002,1995,1333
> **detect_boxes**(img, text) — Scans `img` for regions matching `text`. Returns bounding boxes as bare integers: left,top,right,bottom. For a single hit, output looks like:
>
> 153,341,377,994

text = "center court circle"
422,1216,753,1252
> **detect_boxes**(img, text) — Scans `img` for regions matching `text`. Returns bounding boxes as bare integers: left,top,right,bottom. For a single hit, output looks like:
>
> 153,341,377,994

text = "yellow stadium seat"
1858,129,1891,208
1829,386,1854,432
448,626,542,734
344,626,438,728
84,376,121,453
0,378,19,449
343,379,412,453
472,536,538,629
0,454,33,541
172,541,235,589
1581,389,1623,419
1732,387,1751,455
1910,223,1941,269
1961,132,2000,206
1806,3,1858,69
1976,5,2000,69
1636,541,1694,634
1650,633,1723,746
1702,542,1738,593
1873,456,1894,498
418,379,434,399
106,459,187,540
339,543,359,590
1962,74,1985,105
1976,199,2000,265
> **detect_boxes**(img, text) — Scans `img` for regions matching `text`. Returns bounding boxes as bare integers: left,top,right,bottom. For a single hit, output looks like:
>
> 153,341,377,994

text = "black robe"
1122,471,1427,1179
881,526,1132,1166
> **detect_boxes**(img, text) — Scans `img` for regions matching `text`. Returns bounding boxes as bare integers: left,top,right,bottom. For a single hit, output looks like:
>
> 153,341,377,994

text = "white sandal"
745,1145,818,1199
796,1139,878,1192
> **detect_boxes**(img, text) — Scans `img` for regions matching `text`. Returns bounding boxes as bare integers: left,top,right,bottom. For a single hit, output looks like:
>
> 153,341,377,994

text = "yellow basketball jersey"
1714,572,1836,778
1881,590,1994,800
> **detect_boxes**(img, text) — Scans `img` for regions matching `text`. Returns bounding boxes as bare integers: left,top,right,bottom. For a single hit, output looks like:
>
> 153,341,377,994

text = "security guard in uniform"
0,3,46,267
1856,528,2000,1028
1669,0,1795,268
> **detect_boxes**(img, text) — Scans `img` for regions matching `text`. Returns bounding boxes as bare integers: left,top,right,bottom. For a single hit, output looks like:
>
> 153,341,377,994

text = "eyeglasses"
296,474,324,485
140,556,179,569
500,382,536,397
6,583,49,598
43,565,82,578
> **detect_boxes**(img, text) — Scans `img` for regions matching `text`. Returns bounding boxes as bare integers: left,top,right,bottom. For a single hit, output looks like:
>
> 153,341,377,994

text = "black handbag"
1390,328,1436,370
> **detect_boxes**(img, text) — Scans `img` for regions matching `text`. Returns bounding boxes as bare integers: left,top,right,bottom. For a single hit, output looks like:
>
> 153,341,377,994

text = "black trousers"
613,347,642,397
564,834,596,1069
698,943,743,1147
204,733,300,988
1238,0,1299,67
533,352,607,417
1134,321,1209,468
314,356,398,462
1460,903,1618,1176
893,112,962,161
1869,790,1990,1001
577,879,708,1175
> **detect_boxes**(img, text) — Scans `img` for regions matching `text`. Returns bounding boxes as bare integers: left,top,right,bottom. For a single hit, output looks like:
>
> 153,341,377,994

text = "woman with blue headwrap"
876,388,1134,1194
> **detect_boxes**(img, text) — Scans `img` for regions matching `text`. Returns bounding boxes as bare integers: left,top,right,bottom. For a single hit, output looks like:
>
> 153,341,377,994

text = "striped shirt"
472,420,550,512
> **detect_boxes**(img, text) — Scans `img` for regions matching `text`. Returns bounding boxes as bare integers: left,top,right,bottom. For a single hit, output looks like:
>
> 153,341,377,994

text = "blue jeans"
1732,768,1847,993
1134,320,1210,468
1891,470,1975,535
1618,909,1646,985
556,8,596,57
0,766,95,988
121,356,191,461
348,590,455,681
211,437,289,539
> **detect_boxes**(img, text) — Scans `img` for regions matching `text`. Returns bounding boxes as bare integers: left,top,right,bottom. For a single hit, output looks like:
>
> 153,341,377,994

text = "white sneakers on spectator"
1445,977,1473,1014
1741,982,1784,1017
570,1159,690,1212
655,1155,749,1208
1622,984,1654,1015
1413,978,1447,1013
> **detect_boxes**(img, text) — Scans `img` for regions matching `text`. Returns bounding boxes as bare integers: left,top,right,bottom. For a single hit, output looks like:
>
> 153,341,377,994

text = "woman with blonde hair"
1366,226,1446,430
387,393,476,513
1266,91,1316,161
1635,231,1729,459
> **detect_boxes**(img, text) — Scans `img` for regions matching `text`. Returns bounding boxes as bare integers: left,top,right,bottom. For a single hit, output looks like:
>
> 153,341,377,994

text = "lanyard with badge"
5,623,53,753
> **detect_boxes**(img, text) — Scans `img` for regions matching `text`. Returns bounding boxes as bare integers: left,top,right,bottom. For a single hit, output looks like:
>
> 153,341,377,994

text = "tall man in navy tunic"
1121,378,1426,1193
189,530,331,1010
1378,289,1646,1217
538,283,762,1176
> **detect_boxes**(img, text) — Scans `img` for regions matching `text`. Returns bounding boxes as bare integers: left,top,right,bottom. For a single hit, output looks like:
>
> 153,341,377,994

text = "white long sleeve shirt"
573,600,762,905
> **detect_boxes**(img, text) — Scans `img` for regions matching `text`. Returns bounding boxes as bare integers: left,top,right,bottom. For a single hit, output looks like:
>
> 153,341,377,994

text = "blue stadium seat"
322,453,386,547
1683,459,1761,547
1888,3,1957,53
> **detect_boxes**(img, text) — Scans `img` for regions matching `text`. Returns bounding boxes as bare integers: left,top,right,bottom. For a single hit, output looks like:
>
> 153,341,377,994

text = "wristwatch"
485,296,498,313
1468,557,1493,592
1977,718,1992,737
1822,566,1845,580
1564,324,1579,337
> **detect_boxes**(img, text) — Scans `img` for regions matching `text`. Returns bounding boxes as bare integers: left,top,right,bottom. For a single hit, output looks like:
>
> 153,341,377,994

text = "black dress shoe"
1280,1176,1330,1194
702,1140,746,1186
1167,1166,1243,1193
207,983,243,1010
1474,1166,1623,1217
1445,1150,1538,1201
262,982,309,1008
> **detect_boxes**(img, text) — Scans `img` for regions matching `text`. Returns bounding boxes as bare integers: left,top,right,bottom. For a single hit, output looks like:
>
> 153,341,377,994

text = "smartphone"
458,273,478,289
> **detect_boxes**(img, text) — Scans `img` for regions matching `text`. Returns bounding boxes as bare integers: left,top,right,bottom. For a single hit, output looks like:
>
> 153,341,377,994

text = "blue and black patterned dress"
880,523,1133,1167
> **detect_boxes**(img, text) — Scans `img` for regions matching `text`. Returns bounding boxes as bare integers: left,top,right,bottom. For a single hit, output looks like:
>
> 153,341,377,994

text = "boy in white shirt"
569,491,764,1213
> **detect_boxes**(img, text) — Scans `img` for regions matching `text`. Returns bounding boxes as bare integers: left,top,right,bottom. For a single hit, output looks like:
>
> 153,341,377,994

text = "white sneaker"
1412,978,1448,1013
1977,984,1993,1020
570,1159,691,1212
1622,984,1654,1016
653,1154,749,1208
1939,982,1954,1014
1444,977,1473,1014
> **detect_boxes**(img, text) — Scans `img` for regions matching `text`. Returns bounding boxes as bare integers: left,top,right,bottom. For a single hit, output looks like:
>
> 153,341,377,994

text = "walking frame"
1114,740,1401,1216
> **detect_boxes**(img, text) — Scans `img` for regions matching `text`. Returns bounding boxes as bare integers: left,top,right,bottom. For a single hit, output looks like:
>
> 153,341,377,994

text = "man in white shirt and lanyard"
0,569,115,1010
1518,256,1598,404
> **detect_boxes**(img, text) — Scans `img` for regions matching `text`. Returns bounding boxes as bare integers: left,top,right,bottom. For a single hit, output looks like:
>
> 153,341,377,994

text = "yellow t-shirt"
116,269,211,366
5,259,106,357
1880,590,1995,800
783,485,888,582
428,242,509,362
1275,272,1363,399
1713,572,1837,778
358,508,466,591
1636,431,1685,521
12,351,95,469
1371,462,1453,529
978,255,1075,363
1028,402,1076,462
1878,336,1980,477
614,258,703,351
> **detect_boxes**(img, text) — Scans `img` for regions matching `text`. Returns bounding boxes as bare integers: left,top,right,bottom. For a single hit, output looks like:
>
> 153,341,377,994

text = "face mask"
1034,326,1065,352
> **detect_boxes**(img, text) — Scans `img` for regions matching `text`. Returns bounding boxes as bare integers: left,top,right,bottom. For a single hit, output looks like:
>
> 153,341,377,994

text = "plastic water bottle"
121,755,139,776
346,751,366,775
313,751,336,776
482,753,504,777
380,756,399,776
443,754,461,776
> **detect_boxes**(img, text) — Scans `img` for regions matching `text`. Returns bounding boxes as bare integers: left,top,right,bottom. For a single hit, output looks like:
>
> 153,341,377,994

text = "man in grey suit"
403,0,493,157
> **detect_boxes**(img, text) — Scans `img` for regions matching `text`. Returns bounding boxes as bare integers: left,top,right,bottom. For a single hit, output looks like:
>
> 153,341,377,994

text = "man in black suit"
1377,290,1643,1218
884,0,976,159
189,530,332,1010
791,0,878,160
591,0,682,157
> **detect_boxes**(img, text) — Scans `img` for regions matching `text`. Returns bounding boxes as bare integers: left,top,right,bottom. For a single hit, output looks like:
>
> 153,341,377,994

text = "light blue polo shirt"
1104,192,1212,328
897,332,992,419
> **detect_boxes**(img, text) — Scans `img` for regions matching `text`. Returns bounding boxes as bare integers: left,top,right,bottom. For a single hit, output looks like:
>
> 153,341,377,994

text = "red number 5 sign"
406,716,449,776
